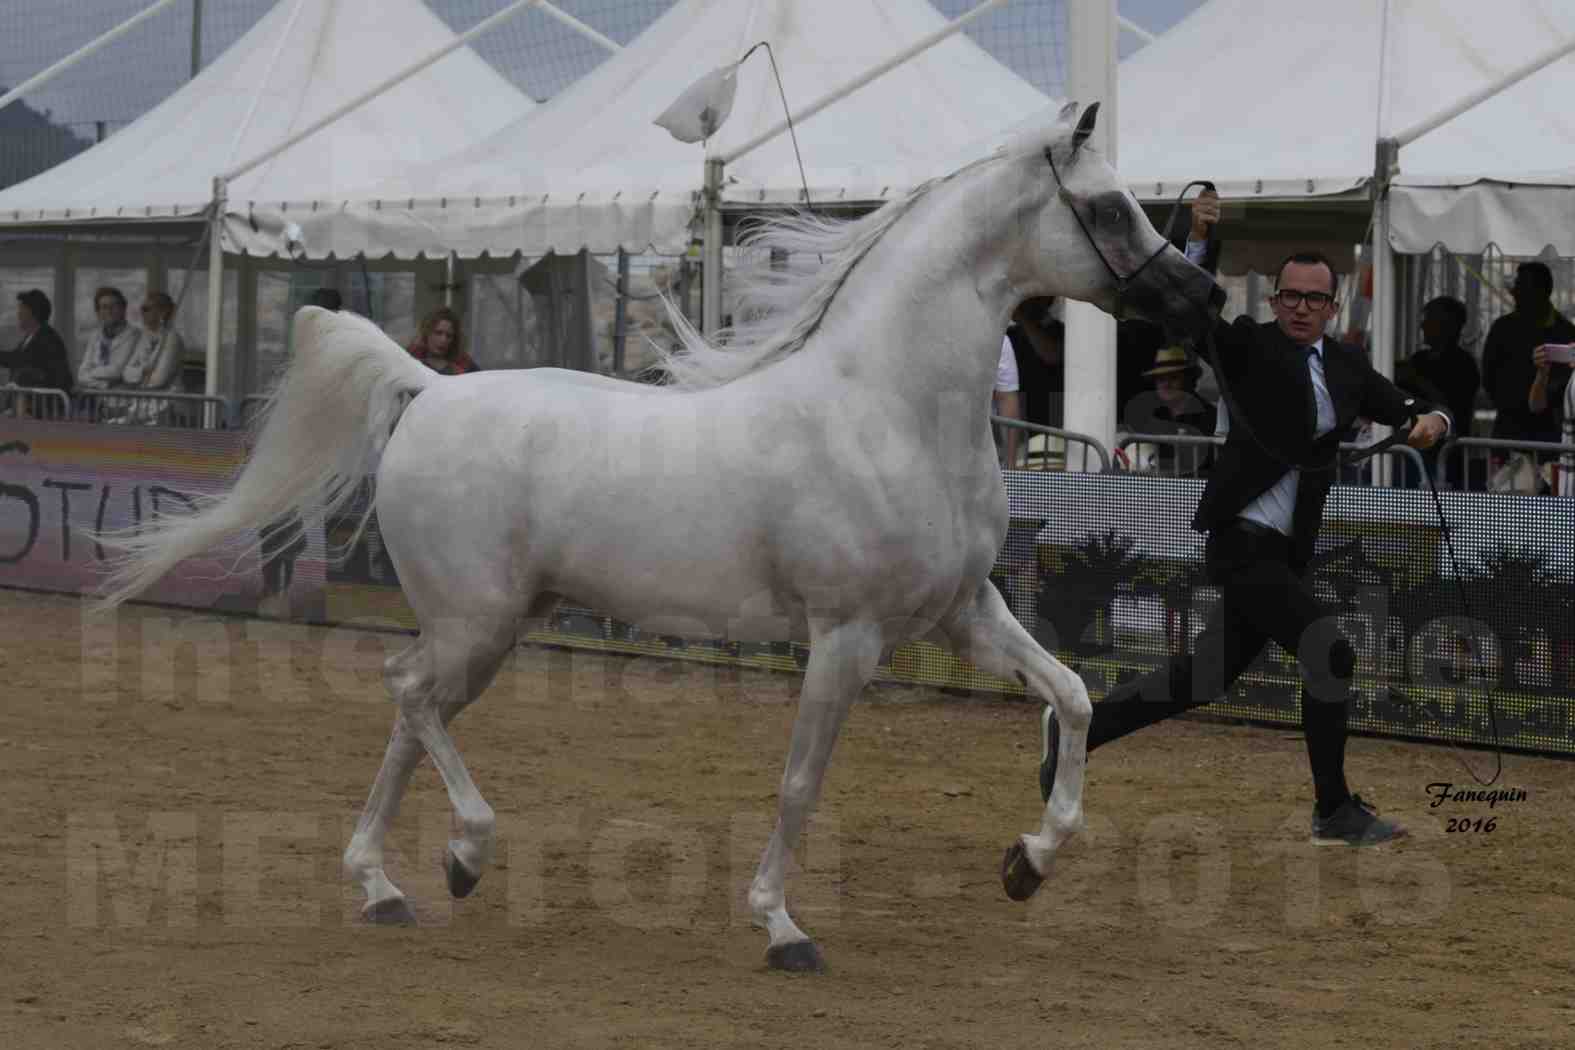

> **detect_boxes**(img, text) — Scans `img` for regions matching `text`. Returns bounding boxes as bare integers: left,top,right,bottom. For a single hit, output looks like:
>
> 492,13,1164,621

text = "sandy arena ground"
1,589,1571,1049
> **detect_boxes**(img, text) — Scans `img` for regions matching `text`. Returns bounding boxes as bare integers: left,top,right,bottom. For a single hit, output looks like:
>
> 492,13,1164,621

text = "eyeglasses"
1272,289,1335,310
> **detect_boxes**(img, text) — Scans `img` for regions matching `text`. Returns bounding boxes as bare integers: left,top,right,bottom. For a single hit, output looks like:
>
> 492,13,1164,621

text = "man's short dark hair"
307,287,343,311
94,286,127,309
1423,295,1467,332
1515,262,1553,296
1273,251,1340,296
17,289,51,324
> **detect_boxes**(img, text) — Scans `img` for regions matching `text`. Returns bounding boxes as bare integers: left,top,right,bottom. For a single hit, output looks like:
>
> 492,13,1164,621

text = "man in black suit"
0,289,73,394
1040,244,1450,846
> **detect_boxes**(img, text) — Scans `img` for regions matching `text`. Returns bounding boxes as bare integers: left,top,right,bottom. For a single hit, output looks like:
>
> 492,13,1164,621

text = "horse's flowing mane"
655,155,997,391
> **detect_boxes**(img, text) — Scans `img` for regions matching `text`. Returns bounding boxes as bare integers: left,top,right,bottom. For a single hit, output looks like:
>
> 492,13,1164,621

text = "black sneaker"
1311,794,1408,846
1038,705,1061,803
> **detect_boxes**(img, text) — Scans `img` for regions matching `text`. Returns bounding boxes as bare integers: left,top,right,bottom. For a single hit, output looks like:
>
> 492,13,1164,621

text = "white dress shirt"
995,335,1020,393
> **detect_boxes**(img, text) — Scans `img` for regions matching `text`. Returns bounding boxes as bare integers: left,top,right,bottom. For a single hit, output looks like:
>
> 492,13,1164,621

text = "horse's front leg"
938,582,1091,900
749,621,883,974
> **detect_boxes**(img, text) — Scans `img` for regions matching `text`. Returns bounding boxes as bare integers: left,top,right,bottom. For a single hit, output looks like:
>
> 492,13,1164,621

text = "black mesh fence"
1001,471,1575,755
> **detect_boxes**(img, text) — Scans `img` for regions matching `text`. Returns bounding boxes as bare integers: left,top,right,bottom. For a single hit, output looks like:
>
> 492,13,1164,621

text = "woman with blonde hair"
407,307,479,375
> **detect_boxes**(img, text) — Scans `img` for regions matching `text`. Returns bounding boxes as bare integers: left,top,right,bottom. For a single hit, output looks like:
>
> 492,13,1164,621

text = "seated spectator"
0,289,73,400
106,292,184,425
78,287,143,400
1396,295,1479,488
1125,345,1217,475
307,287,343,312
407,307,479,375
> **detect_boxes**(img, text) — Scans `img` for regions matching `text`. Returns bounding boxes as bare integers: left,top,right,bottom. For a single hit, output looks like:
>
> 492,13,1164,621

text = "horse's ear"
1057,100,1080,127
1071,102,1100,153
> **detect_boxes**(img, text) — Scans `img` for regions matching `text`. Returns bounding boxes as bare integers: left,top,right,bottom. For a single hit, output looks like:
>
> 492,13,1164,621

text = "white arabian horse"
101,102,1221,972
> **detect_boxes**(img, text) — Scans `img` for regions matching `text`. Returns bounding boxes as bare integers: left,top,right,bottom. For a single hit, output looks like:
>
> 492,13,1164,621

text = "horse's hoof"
766,940,826,974
363,896,418,927
445,851,482,899
1001,840,1046,902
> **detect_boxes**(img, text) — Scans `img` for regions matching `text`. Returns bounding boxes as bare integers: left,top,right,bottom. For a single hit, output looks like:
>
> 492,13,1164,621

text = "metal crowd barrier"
1113,431,1433,486
992,416,1111,472
1441,436,1573,496
238,394,272,427
76,391,233,430
1115,431,1221,476
0,385,72,421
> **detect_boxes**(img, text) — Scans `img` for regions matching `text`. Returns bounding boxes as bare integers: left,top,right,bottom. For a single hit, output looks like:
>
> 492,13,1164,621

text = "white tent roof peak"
1119,0,1575,203
259,0,1052,259
0,0,533,226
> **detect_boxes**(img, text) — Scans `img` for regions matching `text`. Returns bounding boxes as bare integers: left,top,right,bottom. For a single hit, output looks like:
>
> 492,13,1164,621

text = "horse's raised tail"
95,306,437,610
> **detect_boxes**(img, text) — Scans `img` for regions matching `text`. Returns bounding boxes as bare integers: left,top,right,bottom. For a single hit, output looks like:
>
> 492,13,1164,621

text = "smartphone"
1540,343,1575,366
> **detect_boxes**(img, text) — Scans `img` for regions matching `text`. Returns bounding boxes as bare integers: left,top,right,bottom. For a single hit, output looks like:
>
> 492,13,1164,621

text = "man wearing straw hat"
1126,344,1217,475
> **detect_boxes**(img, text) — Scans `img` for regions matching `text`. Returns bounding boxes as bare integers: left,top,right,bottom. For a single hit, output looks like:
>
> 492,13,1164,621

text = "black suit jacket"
0,324,73,394
1193,316,1439,571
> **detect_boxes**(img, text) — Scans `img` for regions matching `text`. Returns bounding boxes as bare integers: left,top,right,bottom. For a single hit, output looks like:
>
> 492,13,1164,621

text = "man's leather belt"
1224,517,1288,542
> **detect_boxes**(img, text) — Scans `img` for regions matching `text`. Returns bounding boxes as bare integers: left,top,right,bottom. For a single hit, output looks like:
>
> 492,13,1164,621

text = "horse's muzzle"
1123,246,1226,340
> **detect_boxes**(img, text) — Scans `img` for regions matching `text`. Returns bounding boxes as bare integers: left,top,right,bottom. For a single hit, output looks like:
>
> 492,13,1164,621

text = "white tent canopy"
0,0,533,230
258,0,1052,261
1389,171,1575,256
1118,0,1575,254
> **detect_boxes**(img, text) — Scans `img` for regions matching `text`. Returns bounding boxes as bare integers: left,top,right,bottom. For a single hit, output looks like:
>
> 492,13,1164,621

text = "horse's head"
998,102,1225,337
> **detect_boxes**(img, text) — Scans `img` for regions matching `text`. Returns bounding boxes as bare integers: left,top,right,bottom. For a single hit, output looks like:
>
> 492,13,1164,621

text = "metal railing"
1115,432,1221,477
992,416,1111,473
0,385,72,421
1113,431,1435,488
75,390,233,430
1440,436,1574,496
238,394,272,428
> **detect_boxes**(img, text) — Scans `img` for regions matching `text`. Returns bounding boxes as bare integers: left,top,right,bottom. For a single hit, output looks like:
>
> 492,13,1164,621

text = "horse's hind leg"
343,608,523,922
342,711,426,925
937,582,1092,901
749,621,883,973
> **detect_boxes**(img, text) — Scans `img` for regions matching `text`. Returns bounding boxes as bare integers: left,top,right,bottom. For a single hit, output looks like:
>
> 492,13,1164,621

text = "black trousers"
1087,519,1355,811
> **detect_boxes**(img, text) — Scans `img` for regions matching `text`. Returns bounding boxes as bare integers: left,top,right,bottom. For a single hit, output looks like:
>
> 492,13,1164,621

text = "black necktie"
1301,345,1318,434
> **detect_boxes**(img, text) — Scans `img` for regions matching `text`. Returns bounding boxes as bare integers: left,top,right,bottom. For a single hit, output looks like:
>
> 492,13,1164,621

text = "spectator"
407,307,479,375
1007,296,1065,430
77,286,142,395
1530,341,1575,497
993,329,1023,467
1125,345,1217,475
0,289,73,396
1395,295,1480,488
1482,263,1574,446
107,292,184,425
307,287,343,312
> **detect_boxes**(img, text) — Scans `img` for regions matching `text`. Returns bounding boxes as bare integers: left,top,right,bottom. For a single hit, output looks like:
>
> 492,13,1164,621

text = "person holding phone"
1530,342,1575,497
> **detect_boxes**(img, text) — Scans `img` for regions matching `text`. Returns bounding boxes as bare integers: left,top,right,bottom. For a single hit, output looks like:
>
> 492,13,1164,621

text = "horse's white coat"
99,104,1217,963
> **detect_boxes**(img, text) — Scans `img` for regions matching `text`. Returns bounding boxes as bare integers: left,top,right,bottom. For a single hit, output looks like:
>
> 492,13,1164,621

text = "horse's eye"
1105,205,1125,226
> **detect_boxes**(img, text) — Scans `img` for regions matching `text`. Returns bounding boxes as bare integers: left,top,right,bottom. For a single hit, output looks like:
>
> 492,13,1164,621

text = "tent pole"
0,0,181,113
189,0,203,77
1370,138,1400,486
205,177,226,428
1116,15,1157,44
1060,0,1120,471
719,0,1009,166
221,0,617,185
702,158,724,335
1393,34,1575,149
